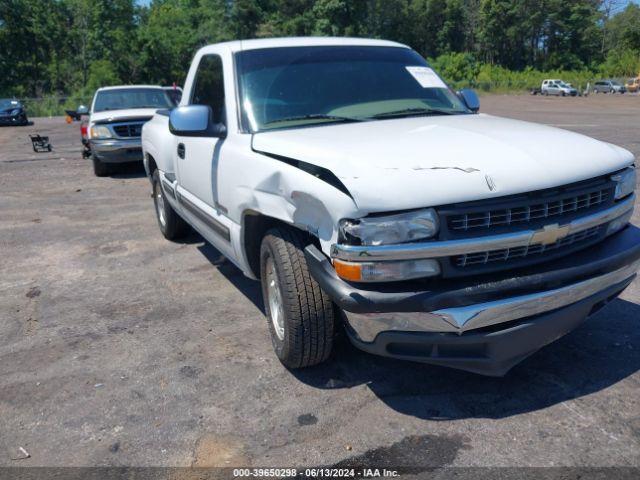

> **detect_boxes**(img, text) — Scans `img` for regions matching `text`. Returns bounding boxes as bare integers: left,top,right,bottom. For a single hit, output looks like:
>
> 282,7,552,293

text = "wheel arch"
241,210,318,279
144,153,157,178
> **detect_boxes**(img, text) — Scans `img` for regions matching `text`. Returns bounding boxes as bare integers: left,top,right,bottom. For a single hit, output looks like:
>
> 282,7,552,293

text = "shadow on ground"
197,241,264,313
109,161,147,178
195,235,640,421
294,298,640,421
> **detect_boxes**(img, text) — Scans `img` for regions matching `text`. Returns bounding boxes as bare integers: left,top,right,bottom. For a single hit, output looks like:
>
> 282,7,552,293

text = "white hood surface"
252,114,634,212
90,108,160,124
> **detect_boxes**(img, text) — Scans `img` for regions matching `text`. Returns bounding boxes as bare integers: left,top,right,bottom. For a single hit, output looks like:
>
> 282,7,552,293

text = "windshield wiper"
264,113,364,126
369,107,457,119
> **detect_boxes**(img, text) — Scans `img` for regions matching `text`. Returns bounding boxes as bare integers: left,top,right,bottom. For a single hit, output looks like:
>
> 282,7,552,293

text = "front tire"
92,155,110,177
151,169,190,240
260,227,335,368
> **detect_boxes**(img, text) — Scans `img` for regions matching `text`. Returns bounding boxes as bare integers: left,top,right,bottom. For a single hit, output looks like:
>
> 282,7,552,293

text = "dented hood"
252,114,634,212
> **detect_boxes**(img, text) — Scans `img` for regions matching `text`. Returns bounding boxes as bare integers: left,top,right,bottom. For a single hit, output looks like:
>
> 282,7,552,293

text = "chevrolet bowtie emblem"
530,223,571,246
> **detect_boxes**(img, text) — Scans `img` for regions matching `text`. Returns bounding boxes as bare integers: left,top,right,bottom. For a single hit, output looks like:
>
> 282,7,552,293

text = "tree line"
1,0,639,102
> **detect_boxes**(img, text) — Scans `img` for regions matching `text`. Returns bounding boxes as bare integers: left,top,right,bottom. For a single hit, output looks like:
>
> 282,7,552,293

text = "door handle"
177,143,185,159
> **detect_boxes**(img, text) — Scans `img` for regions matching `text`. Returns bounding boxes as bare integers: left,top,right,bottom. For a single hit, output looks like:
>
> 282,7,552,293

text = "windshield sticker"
405,66,447,89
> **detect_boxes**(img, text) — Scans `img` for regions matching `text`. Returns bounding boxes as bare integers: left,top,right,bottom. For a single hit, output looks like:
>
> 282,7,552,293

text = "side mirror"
169,105,226,138
77,105,89,115
457,89,480,113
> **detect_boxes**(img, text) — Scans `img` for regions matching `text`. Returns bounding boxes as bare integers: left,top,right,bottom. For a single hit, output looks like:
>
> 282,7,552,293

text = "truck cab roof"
196,37,409,55
96,85,164,92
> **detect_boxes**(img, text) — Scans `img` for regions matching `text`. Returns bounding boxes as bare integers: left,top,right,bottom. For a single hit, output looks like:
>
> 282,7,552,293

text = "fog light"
333,258,440,282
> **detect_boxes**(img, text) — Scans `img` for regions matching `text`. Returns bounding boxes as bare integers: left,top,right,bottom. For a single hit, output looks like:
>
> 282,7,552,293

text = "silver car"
593,80,626,94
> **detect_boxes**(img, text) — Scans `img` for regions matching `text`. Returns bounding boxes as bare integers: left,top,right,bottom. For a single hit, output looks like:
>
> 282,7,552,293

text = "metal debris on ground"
11,447,30,460
28,134,52,153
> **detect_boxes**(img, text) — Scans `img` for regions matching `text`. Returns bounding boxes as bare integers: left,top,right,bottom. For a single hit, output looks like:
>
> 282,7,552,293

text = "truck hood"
90,108,159,124
252,114,634,212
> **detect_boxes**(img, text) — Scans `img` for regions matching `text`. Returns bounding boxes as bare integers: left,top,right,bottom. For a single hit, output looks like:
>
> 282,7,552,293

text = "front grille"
112,123,144,138
453,225,603,267
449,189,609,232
435,174,622,277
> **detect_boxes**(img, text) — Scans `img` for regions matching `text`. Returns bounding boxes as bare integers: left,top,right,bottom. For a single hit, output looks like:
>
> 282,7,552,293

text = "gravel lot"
1,94,639,472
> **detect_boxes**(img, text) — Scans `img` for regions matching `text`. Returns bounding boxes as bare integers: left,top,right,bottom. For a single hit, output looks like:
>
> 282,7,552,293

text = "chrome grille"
449,189,609,232
112,123,144,138
454,225,603,267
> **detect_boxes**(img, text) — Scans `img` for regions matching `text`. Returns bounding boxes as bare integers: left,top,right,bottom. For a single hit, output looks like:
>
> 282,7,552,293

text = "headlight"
339,209,439,246
90,125,112,139
611,167,636,200
10,108,20,116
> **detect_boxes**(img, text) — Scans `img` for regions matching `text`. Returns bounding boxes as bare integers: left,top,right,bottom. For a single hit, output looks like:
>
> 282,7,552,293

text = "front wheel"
260,227,335,368
92,155,110,177
151,169,189,240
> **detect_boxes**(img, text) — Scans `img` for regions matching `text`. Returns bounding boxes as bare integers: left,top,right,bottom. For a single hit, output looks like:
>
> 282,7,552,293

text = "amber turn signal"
333,259,362,282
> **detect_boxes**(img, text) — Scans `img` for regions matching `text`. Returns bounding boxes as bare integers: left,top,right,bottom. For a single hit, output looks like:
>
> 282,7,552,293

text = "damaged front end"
307,170,640,376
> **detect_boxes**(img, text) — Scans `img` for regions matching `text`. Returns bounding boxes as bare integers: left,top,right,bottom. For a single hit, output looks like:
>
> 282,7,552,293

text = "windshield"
0,99,20,109
92,88,173,112
236,46,469,132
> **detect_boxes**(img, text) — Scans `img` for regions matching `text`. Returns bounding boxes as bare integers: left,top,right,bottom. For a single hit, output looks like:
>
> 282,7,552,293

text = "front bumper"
306,225,640,375
89,138,142,164
0,113,27,125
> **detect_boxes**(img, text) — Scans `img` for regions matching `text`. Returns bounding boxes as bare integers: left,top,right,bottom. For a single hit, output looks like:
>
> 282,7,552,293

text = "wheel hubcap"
265,256,285,341
154,181,166,227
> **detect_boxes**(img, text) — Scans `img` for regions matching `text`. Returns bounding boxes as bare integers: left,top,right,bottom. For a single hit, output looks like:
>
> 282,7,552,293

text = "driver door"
175,54,225,208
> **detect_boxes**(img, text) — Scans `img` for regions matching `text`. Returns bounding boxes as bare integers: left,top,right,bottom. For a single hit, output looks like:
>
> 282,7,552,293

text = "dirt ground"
1,94,639,472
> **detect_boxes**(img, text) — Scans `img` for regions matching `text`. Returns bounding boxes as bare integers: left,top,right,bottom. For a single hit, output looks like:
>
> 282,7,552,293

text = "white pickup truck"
88,85,176,176
141,37,639,376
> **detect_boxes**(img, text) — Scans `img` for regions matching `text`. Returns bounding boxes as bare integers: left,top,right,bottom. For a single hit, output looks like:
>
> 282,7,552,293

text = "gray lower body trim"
179,195,230,242
161,179,176,199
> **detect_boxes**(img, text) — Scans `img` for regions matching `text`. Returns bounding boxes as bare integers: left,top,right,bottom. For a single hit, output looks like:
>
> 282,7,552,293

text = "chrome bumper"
346,259,639,342
90,138,142,163
331,195,635,262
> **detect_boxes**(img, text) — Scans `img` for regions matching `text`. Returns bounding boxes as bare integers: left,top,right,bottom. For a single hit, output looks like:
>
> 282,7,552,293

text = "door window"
190,54,226,124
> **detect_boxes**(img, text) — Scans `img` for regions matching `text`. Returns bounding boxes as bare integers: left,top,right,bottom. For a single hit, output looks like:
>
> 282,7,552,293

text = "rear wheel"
92,155,110,177
151,169,190,240
260,227,335,368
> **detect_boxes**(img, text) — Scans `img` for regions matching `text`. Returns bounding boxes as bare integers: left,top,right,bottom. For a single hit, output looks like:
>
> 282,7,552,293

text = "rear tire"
92,155,110,177
151,169,190,240
260,227,335,368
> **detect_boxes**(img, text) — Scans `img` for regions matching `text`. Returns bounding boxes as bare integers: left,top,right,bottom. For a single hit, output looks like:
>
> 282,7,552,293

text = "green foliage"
2,0,640,116
87,60,121,93
429,52,480,84
604,3,640,52
599,48,640,77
